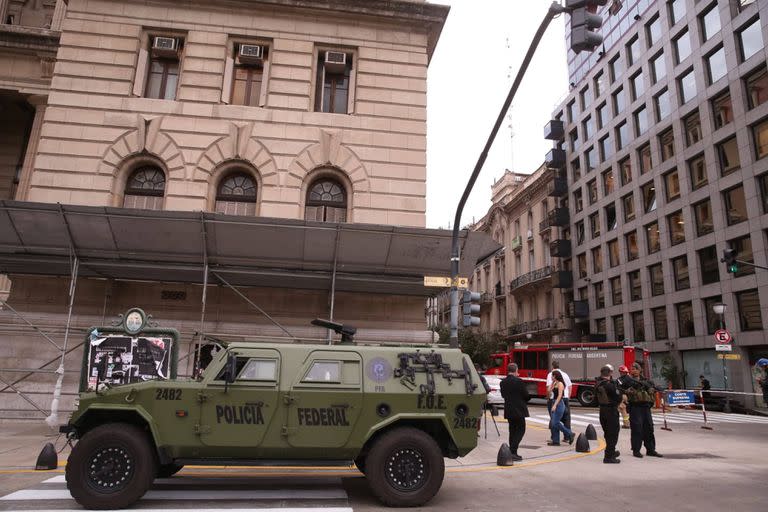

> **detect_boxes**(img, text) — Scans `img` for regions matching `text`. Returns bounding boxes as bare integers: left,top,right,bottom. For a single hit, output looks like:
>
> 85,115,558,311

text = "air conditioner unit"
324,51,347,73
152,36,178,57
238,44,264,64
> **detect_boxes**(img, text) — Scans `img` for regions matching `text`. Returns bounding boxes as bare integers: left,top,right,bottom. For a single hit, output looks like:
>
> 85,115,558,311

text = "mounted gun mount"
312,318,357,344
394,350,478,396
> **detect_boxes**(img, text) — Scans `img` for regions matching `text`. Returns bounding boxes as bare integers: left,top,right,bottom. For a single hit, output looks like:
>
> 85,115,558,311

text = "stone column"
0,0,9,25
15,95,47,201
50,0,67,31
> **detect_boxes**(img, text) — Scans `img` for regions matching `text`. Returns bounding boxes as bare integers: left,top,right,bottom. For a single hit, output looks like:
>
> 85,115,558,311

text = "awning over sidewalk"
0,201,500,296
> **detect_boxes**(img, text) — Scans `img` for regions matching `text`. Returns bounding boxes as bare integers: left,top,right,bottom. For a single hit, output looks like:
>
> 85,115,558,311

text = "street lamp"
712,302,730,412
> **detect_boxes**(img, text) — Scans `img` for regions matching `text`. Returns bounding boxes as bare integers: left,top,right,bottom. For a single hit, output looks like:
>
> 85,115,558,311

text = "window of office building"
684,110,702,146
600,134,614,161
712,90,733,128
746,66,768,110
608,239,620,267
737,289,763,331
664,169,680,201
142,36,184,100
631,71,645,100
623,194,636,222
679,69,697,104
215,172,258,215
613,87,626,114
598,102,610,128
578,253,588,278
669,0,686,25
729,235,755,277
717,136,740,175
593,246,604,273
760,173,768,213
673,255,690,290
613,315,625,341
620,157,632,185
646,221,661,253
723,185,747,225
590,212,601,239
580,86,593,109
314,49,354,114
655,89,671,121
704,295,723,335
707,46,728,84
596,317,607,334
571,129,580,152
668,210,685,245
626,230,639,261
595,282,605,309
642,181,657,212
616,122,629,150
123,166,166,210
576,221,585,245
632,311,645,342
639,144,652,175
676,302,695,337
739,18,764,62
226,42,270,107
595,71,605,97
629,270,642,301
689,154,708,189
611,276,623,305
694,199,714,236
660,129,675,161
651,52,667,83
699,245,720,285
610,55,623,82
674,30,692,63
588,179,598,204
606,203,617,231
586,146,597,172
584,116,595,139
701,5,721,41
567,100,577,123
649,263,664,296
572,158,582,182
634,105,649,135
625,37,639,67
305,178,348,222
603,169,615,195
653,307,668,339
647,15,662,46
753,118,768,160
574,189,583,212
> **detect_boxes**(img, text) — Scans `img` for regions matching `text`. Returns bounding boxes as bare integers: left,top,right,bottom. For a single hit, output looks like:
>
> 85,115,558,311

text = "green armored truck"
61,322,486,509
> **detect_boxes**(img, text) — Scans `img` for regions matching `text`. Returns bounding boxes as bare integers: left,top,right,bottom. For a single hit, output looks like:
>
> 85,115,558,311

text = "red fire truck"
485,343,650,406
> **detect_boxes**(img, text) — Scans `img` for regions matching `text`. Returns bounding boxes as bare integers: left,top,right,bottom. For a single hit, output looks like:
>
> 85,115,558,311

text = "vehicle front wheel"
157,463,184,478
66,423,156,509
354,456,366,474
577,386,596,407
364,427,444,507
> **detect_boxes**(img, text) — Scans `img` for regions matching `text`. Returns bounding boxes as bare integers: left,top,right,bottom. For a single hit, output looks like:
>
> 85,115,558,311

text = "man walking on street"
546,360,572,429
621,362,663,458
595,364,621,464
500,363,529,461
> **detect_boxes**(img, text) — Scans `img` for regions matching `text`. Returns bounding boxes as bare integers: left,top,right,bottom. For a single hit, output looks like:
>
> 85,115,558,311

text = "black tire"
364,427,444,507
577,386,596,407
66,423,157,509
157,463,184,478
354,456,366,474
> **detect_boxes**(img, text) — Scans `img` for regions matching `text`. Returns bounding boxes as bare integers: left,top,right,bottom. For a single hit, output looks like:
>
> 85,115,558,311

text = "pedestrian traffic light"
722,247,738,273
567,0,608,54
461,290,481,327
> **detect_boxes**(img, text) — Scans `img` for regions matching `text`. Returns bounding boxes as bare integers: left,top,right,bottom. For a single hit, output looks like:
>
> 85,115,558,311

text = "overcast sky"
426,1,569,229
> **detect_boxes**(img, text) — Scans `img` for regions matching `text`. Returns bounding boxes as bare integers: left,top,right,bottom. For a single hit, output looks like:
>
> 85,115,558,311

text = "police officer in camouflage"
595,364,621,464
620,362,663,458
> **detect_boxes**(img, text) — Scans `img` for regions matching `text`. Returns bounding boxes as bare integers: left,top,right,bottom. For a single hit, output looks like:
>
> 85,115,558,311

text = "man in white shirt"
546,361,572,429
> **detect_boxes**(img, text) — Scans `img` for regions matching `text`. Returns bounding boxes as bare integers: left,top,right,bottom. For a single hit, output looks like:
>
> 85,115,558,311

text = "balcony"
480,292,494,308
510,235,523,252
545,148,566,170
509,265,554,293
547,176,568,197
551,270,573,288
567,300,590,318
544,119,565,141
495,282,505,298
550,239,572,258
539,208,570,232
507,318,570,337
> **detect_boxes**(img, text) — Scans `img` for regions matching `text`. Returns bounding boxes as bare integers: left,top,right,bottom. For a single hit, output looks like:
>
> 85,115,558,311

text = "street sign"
717,353,742,360
423,276,468,288
666,391,696,406
715,344,733,352
714,329,732,344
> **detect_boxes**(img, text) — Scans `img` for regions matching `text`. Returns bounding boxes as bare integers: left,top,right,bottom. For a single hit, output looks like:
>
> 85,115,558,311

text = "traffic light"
567,0,608,53
722,248,738,274
461,291,481,327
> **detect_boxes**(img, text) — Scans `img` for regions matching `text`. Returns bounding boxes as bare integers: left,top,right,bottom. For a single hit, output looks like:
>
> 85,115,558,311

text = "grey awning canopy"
0,201,500,296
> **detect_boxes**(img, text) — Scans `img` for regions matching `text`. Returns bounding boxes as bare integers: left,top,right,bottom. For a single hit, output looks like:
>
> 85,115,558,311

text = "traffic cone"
35,442,57,470
575,433,590,453
585,424,597,440
497,443,515,466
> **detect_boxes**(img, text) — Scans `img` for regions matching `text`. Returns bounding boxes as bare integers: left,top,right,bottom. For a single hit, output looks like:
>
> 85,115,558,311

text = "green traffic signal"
728,263,738,273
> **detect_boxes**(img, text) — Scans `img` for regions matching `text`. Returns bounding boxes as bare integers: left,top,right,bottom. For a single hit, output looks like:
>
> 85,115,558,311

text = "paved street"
1,405,766,512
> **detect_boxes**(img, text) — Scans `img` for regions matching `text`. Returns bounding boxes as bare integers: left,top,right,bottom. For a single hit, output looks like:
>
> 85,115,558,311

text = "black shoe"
511,454,523,461
647,451,663,457
614,451,620,457
547,441,561,446
603,458,621,464
567,434,575,445
633,451,643,458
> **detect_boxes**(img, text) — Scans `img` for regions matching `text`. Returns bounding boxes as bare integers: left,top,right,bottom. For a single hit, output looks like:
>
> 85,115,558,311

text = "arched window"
305,178,347,222
215,172,257,216
123,166,165,210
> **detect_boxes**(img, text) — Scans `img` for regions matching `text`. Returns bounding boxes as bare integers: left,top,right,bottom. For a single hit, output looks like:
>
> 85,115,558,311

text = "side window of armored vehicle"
214,356,249,381
238,359,278,381
523,351,537,370
537,353,549,370
303,360,341,383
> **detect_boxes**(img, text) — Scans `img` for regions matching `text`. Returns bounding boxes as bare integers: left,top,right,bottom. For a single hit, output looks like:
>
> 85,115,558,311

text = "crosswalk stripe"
706,413,768,423
525,416,550,426
0,488,348,501
533,415,591,427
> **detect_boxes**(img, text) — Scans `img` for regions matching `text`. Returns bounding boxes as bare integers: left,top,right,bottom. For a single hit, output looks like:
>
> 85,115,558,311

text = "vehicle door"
284,350,362,448
198,348,281,447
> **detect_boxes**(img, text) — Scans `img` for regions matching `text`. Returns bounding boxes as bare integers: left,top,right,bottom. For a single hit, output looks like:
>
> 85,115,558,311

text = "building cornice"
0,25,60,54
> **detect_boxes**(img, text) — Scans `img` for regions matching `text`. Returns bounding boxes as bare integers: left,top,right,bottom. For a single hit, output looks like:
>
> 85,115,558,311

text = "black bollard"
585,423,597,440
497,443,515,466
575,433,590,453
35,442,58,470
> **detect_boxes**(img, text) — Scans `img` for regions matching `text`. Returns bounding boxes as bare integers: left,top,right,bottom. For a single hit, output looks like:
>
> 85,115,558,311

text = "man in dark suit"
500,362,529,461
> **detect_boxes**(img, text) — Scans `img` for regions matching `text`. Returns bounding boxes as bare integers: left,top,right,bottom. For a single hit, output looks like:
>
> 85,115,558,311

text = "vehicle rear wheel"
364,427,444,507
577,386,596,407
66,423,156,509
156,463,184,478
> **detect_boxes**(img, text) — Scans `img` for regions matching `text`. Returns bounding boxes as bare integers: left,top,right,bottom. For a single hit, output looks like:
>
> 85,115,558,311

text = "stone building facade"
0,0,449,419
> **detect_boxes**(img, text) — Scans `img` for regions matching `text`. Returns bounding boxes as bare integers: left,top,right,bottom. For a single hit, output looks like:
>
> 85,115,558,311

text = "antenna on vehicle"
311,318,356,344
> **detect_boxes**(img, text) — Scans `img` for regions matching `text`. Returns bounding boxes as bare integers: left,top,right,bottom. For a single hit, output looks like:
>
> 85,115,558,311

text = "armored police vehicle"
62,319,485,509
